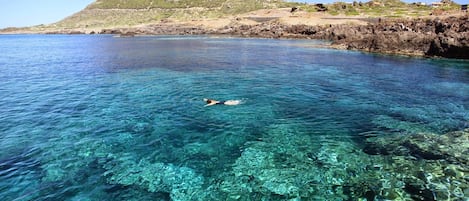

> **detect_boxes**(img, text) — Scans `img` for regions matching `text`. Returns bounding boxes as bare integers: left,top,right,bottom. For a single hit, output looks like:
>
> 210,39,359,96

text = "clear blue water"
0,35,468,200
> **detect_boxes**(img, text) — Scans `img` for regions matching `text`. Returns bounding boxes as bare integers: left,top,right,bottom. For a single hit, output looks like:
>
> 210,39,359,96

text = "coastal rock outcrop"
212,15,469,59
98,24,208,35
329,15,469,59
333,16,469,59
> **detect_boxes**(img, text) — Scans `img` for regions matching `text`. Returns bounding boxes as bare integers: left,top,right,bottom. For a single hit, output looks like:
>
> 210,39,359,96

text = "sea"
0,34,468,200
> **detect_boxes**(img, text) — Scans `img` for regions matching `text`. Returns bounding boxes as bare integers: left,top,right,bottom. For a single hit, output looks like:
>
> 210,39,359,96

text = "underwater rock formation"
363,129,469,200
218,123,396,200
364,129,469,165
104,158,204,201
32,103,468,200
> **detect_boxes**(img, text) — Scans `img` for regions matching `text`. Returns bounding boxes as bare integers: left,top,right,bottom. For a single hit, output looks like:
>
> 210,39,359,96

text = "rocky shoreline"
310,15,469,59
2,15,468,59
214,15,469,59
109,15,468,59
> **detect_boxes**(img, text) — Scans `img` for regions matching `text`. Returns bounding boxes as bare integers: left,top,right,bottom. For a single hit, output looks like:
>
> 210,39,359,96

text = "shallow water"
0,35,468,200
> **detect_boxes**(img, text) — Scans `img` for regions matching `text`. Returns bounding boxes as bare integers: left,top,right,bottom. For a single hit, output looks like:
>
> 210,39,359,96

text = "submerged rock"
219,123,391,200
364,129,469,165
363,129,469,200
104,158,204,201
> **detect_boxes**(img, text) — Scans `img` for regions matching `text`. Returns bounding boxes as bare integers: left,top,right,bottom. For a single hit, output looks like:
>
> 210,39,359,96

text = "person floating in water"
204,98,241,107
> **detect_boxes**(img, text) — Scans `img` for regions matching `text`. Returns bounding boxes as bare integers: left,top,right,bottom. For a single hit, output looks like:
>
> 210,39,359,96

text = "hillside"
53,0,288,29
49,0,461,31
88,0,278,10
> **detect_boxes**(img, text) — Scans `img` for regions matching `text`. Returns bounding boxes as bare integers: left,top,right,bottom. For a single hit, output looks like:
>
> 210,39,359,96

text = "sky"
0,0,466,28
0,0,94,28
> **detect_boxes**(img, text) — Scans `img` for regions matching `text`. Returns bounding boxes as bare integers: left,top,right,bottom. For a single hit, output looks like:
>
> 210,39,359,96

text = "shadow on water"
0,147,43,200
0,147,41,178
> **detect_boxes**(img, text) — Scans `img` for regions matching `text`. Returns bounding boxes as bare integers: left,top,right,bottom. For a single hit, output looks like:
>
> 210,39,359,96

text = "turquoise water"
0,35,468,200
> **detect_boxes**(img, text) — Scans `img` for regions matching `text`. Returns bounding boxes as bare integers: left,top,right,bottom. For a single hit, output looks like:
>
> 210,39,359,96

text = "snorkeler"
204,98,241,107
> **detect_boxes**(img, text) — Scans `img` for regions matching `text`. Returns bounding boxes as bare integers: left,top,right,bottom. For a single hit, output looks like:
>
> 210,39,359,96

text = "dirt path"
182,8,370,30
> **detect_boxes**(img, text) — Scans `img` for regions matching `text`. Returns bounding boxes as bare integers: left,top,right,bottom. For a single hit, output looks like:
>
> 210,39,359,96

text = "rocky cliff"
214,15,469,59
325,16,469,59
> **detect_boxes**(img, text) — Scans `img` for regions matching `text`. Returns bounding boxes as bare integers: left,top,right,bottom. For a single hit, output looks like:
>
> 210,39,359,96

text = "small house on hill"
411,2,427,6
315,4,327,12
431,2,443,7
462,4,468,12
367,1,383,7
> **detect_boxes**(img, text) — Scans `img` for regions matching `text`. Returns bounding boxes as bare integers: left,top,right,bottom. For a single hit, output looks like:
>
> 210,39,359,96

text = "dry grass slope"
291,0,460,17
54,0,286,29
87,0,283,12
43,0,463,31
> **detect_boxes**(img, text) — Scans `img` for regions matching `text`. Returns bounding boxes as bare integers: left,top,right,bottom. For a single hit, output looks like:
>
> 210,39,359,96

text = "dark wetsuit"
206,100,225,105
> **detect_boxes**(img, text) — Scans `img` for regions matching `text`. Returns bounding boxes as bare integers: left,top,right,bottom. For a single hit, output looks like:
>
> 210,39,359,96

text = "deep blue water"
0,35,468,200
